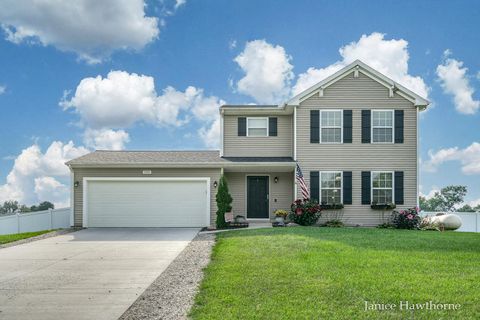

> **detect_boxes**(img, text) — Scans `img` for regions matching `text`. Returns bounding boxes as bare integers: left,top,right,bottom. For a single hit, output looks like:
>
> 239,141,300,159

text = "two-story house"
66,60,429,228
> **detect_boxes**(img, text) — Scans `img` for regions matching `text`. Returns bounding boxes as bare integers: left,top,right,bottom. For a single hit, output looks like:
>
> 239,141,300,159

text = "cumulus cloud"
423,142,480,175
198,118,221,148
34,177,70,208
84,129,130,151
234,40,294,104
0,85,5,95
436,52,479,114
0,0,160,63
0,141,89,206
61,71,224,129
61,70,224,148
292,33,429,99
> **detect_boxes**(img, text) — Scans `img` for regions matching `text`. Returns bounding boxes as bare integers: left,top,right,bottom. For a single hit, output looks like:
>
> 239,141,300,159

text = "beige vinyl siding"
225,172,293,219
72,168,221,227
223,115,293,157
296,72,417,226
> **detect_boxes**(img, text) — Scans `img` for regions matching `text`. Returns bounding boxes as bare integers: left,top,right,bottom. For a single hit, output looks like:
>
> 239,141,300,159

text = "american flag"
296,163,310,199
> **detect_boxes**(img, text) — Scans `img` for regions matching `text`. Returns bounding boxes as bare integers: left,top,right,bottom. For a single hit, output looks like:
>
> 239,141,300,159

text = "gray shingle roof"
66,150,295,167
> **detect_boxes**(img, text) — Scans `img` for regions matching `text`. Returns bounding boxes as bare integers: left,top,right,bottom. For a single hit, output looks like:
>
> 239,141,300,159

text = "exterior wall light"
74,181,80,188
213,181,218,188
274,177,279,183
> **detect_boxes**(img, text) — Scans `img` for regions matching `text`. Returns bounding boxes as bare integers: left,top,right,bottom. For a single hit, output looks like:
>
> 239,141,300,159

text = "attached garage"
83,178,210,228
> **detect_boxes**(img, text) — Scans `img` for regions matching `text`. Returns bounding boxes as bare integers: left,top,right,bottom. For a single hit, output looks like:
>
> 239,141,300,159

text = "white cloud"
234,40,294,104
84,129,130,151
61,71,224,129
0,0,159,63
420,187,440,199
198,118,220,148
292,32,429,99
34,177,69,208
61,70,225,148
175,0,187,9
0,141,89,206
423,142,480,175
0,85,5,95
436,53,479,114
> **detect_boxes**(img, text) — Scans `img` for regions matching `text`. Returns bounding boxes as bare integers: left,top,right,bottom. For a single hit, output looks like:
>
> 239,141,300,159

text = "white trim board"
82,177,211,228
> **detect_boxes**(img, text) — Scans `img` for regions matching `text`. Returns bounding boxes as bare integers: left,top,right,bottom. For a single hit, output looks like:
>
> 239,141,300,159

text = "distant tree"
30,201,54,212
0,200,19,214
457,204,475,212
420,185,467,212
19,205,31,213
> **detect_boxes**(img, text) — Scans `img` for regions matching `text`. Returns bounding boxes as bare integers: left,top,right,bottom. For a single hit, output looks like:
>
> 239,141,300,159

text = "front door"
247,176,269,218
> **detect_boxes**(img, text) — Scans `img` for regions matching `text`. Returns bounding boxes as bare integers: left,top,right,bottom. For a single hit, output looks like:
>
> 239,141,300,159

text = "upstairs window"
320,110,343,143
247,117,268,137
372,110,394,143
371,171,393,204
321,171,342,204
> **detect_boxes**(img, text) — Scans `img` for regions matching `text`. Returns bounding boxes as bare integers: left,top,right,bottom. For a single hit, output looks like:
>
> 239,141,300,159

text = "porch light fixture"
213,181,218,188
274,176,279,183
74,181,80,188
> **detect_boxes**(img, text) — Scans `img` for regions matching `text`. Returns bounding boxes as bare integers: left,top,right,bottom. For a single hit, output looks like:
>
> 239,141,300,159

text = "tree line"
420,185,480,212
0,200,55,215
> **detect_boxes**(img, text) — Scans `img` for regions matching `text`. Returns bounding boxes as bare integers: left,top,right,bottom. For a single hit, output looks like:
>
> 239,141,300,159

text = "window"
247,117,268,137
320,172,342,204
371,171,393,204
372,110,394,143
320,110,342,143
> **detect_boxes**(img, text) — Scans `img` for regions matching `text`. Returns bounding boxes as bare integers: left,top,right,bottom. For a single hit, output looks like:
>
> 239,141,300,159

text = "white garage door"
85,179,209,227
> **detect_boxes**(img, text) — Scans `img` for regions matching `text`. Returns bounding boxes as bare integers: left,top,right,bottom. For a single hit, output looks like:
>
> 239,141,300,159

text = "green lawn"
0,230,54,245
190,227,480,319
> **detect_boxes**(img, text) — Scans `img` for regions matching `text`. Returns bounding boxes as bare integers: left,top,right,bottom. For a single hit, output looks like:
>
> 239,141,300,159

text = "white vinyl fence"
421,212,480,233
0,208,71,235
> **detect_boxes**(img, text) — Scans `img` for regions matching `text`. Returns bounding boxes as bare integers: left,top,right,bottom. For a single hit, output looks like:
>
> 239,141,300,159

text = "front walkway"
0,228,199,320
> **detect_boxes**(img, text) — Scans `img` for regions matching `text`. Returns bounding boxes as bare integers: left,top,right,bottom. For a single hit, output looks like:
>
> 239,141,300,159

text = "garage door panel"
86,180,208,227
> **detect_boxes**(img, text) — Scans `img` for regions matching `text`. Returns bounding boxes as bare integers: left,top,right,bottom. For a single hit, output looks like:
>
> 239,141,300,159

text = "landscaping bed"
190,227,479,319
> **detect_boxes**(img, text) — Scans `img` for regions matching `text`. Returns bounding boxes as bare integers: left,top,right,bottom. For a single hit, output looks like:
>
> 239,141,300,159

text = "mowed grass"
190,227,480,319
0,230,53,245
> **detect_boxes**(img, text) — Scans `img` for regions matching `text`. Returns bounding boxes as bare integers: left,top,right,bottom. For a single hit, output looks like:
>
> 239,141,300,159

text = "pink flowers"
296,208,303,216
407,214,414,220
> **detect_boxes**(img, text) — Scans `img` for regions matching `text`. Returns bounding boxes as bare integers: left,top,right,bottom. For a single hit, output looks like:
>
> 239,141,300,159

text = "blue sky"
0,0,479,207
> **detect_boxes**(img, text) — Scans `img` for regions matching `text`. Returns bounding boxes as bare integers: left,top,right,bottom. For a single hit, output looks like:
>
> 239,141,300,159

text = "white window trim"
246,117,269,137
370,171,395,204
320,110,343,144
320,171,343,204
371,109,395,144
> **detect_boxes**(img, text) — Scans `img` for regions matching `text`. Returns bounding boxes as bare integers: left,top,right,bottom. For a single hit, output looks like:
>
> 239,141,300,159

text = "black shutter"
343,110,352,143
361,110,371,143
310,110,319,143
310,171,319,202
343,171,352,204
269,117,277,136
238,117,246,136
361,171,371,204
395,110,404,143
394,171,404,204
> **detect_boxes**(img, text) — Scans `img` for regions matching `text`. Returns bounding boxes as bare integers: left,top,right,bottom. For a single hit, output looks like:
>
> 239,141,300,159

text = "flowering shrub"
274,209,288,218
289,199,322,226
392,207,421,229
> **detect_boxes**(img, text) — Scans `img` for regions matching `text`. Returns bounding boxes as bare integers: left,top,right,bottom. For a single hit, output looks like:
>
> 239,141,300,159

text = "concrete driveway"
0,228,199,320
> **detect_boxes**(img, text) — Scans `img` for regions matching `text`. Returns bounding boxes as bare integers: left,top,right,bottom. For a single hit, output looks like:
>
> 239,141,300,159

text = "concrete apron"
0,228,199,320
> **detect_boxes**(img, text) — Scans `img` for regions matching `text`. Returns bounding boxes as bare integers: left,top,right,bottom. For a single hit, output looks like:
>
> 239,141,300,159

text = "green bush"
324,219,344,227
215,175,232,229
289,199,322,226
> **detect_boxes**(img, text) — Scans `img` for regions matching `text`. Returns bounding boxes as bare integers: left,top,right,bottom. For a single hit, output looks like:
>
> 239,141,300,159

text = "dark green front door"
247,176,269,218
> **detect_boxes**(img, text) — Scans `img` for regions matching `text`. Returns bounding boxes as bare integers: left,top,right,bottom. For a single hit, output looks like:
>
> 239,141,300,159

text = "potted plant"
274,209,288,223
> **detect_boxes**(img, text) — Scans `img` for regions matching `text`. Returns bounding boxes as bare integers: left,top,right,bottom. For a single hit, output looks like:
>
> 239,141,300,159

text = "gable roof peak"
286,59,429,109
